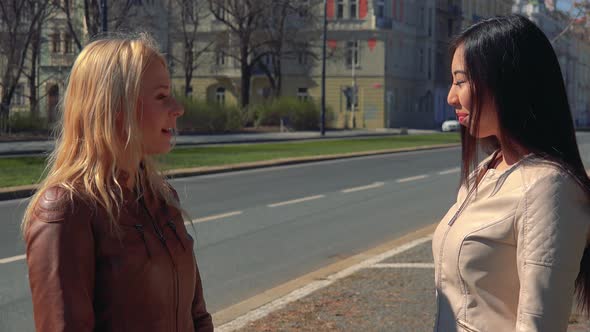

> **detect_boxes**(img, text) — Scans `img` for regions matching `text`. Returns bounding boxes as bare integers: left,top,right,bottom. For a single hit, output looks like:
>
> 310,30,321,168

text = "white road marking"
0,254,26,264
185,211,243,225
216,235,433,332
341,182,385,194
371,262,435,269
268,195,325,208
396,174,429,183
438,167,460,175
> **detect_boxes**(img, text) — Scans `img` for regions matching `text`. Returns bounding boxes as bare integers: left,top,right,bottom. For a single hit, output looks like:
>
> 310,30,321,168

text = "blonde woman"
22,34,213,332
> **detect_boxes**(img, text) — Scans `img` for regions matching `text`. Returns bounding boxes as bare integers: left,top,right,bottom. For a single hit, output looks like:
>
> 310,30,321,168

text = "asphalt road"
1,133,589,331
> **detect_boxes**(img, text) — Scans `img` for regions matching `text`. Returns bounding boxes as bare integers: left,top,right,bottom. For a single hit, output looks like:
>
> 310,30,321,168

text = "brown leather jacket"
25,185,214,332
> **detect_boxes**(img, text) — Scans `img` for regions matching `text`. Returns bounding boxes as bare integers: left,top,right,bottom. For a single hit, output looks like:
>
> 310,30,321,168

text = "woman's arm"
192,253,214,332
515,173,589,331
25,187,96,332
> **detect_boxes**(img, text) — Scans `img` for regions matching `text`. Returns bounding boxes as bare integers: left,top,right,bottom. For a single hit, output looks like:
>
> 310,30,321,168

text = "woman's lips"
457,113,469,125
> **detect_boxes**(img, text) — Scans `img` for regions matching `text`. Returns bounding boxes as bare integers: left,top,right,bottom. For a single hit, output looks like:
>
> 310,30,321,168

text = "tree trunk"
29,26,41,117
0,100,9,135
240,46,250,108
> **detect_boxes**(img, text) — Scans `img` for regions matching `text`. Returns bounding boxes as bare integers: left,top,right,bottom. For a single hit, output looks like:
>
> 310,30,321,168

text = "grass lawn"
0,133,460,189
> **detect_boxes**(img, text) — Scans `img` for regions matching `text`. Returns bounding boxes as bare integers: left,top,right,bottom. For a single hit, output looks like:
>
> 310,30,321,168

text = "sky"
556,0,575,12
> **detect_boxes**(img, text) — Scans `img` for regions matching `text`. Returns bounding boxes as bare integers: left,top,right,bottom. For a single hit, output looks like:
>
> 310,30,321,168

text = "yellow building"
181,0,438,129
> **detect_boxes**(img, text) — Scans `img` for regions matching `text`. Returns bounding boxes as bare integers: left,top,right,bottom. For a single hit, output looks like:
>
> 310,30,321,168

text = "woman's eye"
454,81,465,86
157,94,168,100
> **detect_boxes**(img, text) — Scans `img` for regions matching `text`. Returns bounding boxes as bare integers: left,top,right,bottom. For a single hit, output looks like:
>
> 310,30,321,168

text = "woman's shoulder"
518,157,576,188
32,185,92,223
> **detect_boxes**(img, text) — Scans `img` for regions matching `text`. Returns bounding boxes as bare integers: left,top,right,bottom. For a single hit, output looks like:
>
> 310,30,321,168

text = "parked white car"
441,119,460,132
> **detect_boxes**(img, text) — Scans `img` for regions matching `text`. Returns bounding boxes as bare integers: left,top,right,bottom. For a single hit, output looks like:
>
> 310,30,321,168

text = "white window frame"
14,84,25,105
297,87,309,101
336,0,345,19
346,40,360,68
216,51,226,66
216,87,226,104
298,52,308,65
349,0,358,19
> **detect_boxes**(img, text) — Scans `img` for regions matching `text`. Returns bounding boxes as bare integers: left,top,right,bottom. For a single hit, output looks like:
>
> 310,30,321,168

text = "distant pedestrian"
433,15,590,331
22,33,213,332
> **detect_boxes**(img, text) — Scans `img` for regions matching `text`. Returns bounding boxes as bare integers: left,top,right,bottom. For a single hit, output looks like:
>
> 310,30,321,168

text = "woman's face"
447,45,499,138
137,59,184,155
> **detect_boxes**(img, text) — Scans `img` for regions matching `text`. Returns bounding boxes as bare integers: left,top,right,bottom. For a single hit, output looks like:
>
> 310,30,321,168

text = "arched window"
216,87,226,105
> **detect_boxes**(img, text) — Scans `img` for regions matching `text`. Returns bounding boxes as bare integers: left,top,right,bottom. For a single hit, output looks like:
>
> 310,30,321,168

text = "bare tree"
23,1,54,118
0,0,51,134
61,0,136,51
173,0,215,96
257,0,322,97
552,0,590,43
208,0,273,108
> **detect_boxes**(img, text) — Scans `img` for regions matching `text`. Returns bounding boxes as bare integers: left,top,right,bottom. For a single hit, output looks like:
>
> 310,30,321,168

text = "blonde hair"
22,33,178,232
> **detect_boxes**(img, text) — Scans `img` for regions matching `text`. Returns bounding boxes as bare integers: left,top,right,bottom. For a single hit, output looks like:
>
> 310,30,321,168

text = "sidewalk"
218,236,590,332
0,129,437,156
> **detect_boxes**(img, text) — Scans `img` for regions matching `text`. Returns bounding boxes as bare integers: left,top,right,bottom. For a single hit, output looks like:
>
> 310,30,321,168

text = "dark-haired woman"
432,15,590,332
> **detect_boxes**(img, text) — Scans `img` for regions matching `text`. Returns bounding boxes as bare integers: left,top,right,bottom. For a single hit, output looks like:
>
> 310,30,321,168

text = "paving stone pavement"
228,241,590,332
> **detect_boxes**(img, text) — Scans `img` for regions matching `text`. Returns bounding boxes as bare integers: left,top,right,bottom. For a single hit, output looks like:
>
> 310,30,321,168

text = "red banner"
327,0,334,19
328,40,337,50
368,38,376,51
360,0,368,19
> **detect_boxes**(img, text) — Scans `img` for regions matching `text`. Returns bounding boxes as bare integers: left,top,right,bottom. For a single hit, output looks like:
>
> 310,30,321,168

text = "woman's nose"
171,98,184,117
447,87,459,108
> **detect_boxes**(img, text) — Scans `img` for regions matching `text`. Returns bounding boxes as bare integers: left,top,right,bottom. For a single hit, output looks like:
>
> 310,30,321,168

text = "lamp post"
101,0,107,32
320,0,328,136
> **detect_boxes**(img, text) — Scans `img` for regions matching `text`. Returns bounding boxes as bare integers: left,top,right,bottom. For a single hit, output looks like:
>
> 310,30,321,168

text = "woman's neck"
495,141,530,171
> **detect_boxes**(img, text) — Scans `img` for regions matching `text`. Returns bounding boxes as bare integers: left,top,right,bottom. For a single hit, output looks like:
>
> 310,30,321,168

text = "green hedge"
250,97,334,131
8,111,49,134
176,96,243,133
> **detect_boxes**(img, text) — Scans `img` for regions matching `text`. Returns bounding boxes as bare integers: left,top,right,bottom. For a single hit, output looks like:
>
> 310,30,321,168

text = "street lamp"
101,0,108,32
320,0,328,136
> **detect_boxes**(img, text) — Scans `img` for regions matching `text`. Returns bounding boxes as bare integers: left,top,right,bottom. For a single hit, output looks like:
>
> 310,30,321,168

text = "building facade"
5,0,590,129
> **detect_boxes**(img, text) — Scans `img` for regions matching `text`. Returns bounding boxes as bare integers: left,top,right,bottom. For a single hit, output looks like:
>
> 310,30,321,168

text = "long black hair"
450,14,590,313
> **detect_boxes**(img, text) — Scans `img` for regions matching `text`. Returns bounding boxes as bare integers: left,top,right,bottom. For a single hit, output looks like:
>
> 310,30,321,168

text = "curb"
0,131,439,157
213,223,438,329
0,143,460,201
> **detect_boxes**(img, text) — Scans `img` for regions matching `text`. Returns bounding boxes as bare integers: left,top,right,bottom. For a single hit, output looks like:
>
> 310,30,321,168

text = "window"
428,48,432,80
297,88,309,101
337,0,344,19
428,8,433,37
349,0,357,19
376,0,385,19
14,84,25,105
298,52,308,65
64,34,72,53
263,54,274,67
216,51,226,66
213,1,226,21
51,33,60,53
419,48,424,73
447,19,453,37
216,87,226,104
419,7,425,27
346,41,360,68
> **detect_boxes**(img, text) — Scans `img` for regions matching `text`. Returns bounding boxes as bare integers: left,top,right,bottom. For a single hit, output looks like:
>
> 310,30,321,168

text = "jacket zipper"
139,198,180,332
134,224,151,258
167,220,187,251
435,152,499,331
456,318,479,332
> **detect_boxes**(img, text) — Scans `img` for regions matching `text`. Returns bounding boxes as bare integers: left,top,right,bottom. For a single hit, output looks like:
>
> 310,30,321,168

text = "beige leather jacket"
432,153,590,332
